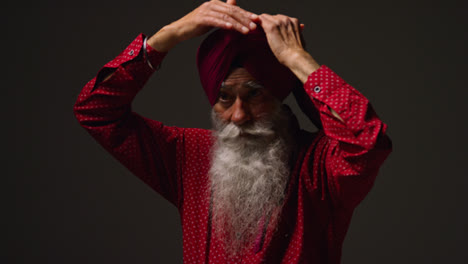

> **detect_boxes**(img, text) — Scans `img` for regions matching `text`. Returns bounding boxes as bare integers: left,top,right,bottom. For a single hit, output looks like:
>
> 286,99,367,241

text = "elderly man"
74,0,392,263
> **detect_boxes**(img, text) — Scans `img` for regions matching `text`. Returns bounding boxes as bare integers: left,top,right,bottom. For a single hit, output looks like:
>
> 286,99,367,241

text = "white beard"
209,103,295,255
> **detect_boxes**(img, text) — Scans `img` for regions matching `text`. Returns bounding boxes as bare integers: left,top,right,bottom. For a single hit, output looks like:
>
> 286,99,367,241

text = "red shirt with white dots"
74,33,392,264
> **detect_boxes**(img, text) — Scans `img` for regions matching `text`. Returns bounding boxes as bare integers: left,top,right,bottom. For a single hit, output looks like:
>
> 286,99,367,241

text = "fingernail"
251,14,258,19
242,26,249,33
249,22,256,29
226,22,232,27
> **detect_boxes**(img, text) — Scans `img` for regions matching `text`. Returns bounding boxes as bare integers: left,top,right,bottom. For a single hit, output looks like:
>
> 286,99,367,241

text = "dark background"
5,0,467,263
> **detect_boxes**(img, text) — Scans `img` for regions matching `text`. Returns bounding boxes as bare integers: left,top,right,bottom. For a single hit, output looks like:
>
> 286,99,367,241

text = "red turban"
196,28,300,106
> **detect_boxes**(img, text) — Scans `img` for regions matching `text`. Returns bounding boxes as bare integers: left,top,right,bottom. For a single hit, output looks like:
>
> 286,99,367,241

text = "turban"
196,28,300,106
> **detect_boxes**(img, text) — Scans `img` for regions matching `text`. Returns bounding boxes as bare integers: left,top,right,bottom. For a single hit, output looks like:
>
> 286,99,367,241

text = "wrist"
284,50,320,84
147,24,182,53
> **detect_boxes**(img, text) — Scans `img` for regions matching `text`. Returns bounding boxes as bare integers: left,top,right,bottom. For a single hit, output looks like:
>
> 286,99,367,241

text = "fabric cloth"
74,33,392,264
197,28,300,105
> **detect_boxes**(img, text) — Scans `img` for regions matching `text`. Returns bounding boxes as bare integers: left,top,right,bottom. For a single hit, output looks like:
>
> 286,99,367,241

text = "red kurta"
74,33,392,263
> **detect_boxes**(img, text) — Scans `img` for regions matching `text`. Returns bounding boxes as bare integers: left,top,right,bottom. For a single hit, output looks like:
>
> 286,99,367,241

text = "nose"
230,98,251,126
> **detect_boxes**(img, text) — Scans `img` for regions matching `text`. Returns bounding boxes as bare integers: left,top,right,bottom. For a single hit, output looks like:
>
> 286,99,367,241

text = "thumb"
226,0,237,5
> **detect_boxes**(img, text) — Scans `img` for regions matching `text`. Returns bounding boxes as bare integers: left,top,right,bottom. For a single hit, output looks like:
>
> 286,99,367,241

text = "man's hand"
258,14,343,122
148,0,259,52
258,14,320,84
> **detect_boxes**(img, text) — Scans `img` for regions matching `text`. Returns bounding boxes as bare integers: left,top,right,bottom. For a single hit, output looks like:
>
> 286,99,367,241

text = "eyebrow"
245,81,264,90
220,81,264,91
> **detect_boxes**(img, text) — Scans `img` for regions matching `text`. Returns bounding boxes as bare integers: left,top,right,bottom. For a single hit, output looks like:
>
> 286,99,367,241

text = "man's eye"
249,89,262,97
219,92,231,101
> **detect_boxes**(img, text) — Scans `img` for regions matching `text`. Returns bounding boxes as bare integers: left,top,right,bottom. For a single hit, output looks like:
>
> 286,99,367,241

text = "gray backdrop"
5,0,467,263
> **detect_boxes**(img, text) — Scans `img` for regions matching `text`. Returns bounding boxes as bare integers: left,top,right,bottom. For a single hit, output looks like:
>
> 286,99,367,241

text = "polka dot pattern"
74,33,393,263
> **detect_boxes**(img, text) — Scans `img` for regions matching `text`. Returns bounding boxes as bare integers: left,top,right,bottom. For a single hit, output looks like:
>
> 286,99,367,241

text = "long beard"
209,104,294,255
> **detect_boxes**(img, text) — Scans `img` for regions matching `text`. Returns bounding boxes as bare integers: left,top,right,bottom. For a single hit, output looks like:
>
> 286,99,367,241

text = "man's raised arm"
258,13,392,208
73,33,185,205
73,0,259,206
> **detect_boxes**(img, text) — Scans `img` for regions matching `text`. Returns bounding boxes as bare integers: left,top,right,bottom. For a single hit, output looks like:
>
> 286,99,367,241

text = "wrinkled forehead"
221,67,262,88
220,80,264,93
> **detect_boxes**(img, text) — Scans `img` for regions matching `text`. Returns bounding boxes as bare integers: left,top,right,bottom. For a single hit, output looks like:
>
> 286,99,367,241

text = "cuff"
102,33,167,70
103,34,144,68
303,65,347,103
92,33,167,92
145,38,168,70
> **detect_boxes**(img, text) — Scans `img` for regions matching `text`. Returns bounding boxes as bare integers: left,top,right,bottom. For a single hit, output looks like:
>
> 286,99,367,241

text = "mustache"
216,121,275,139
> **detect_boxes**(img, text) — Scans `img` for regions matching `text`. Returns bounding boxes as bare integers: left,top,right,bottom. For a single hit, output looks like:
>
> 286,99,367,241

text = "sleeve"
73,33,184,208
300,65,393,209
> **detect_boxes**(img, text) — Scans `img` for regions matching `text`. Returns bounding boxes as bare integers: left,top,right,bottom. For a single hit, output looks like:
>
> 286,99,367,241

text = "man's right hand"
148,0,259,52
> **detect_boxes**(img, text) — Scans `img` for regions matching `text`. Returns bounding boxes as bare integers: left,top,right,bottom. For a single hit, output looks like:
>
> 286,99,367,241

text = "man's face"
213,67,278,126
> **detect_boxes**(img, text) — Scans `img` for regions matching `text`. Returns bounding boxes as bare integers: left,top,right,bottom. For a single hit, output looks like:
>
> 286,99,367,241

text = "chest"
178,139,333,263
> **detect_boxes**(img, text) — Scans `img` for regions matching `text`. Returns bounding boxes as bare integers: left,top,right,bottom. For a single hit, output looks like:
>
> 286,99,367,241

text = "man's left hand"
258,14,320,84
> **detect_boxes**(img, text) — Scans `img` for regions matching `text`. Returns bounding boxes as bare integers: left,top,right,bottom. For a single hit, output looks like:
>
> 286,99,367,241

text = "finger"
215,1,256,19
289,19,305,48
226,0,236,5
212,2,258,30
296,23,307,49
202,15,237,31
276,15,293,41
289,17,302,44
258,13,276,32
294,23,303,47
207,10,250,33
258,14,284,43
279,16,301,45
221,3,258,28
